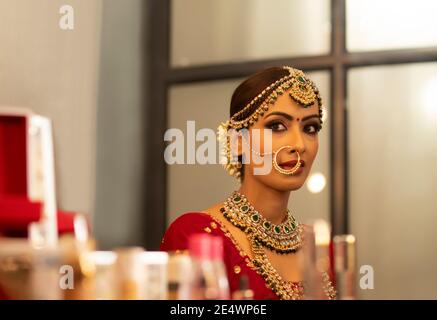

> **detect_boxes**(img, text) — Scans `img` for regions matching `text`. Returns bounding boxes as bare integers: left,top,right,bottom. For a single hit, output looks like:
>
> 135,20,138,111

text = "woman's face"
241,90,322,191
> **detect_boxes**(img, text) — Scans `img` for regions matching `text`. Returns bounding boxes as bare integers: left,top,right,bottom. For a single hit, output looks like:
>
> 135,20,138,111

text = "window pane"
167,80,240,224
348,63,437,299
171,0,331,67
167,72,331,225
347,0,437,52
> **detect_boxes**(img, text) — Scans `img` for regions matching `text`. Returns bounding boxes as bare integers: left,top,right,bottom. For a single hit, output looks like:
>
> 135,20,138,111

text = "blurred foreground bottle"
137,251,168,300
187,234,230,300
333,235,356,299
115,247,144,299
81,251,118,299
167,251,192,299
300,219,336,300
231,275,254,300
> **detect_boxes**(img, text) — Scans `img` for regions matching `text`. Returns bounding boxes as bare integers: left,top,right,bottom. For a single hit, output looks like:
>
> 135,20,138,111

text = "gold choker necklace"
220,191,303,254
219,191,336,300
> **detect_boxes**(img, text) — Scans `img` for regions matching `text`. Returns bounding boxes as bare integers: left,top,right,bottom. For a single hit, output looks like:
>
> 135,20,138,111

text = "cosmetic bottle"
210,236,230,299
167,251,192,299
187,234,229,300
232,275,254,300
333,235,356,300
300,219,332,300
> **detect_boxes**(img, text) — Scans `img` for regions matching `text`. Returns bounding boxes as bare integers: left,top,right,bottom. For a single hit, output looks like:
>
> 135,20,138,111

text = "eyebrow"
264,111,320,122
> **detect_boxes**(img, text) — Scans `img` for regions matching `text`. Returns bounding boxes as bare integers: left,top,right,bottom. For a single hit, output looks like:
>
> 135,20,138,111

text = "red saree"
160,212,301,300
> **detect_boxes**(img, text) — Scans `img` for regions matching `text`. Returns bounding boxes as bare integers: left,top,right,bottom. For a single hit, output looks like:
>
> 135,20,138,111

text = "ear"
237,134,243,157
228,129,245,161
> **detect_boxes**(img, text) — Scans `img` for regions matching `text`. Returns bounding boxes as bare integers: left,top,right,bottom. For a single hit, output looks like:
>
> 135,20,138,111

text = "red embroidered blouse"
160,212,300,300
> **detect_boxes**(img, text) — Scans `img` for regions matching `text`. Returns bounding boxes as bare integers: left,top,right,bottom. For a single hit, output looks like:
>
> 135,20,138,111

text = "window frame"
144,0,437,249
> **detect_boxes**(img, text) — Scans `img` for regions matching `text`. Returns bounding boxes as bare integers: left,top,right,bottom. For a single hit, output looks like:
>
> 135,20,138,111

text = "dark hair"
230,67,290,120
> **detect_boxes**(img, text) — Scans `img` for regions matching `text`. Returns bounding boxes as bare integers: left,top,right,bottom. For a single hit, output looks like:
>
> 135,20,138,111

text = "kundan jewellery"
217,66,323,181
218,191,337,300
220,191,303,254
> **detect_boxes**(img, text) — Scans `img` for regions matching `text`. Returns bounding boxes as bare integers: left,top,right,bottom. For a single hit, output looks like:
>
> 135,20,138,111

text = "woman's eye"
304,123,321,134
266,122,286,132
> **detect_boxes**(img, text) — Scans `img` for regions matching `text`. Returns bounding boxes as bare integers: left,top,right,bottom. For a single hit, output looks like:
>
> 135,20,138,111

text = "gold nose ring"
272,146,301,175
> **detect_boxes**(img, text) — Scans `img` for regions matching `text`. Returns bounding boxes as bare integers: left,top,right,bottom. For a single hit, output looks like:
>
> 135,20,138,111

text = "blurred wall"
94,0,146,249
0,0,102,217
0,0,147,249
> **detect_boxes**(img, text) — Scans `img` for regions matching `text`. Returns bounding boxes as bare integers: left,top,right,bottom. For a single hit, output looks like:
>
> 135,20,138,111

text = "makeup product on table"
137,251,169,300
333,235,356,299
300,219,336,300
167,251,192,300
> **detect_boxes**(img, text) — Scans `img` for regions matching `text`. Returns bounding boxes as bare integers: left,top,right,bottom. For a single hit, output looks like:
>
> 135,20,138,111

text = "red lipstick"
279,160,305,169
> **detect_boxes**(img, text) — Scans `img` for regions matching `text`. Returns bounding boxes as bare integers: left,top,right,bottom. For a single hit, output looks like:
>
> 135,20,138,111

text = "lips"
279,160,305,169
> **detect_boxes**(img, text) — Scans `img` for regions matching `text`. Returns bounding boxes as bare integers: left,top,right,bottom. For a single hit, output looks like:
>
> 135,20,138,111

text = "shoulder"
168,212,213,227
160,212,215,251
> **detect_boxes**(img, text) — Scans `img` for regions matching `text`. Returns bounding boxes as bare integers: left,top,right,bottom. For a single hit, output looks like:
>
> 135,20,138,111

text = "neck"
238,176,290,225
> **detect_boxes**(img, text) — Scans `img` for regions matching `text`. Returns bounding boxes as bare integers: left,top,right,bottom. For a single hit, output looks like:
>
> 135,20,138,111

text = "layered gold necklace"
220,191,337,300
220,191,303,254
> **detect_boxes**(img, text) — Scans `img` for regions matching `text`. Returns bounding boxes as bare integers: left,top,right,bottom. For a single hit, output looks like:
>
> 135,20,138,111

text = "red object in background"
0,116,27,197
0,114,75,237
0,196,76,237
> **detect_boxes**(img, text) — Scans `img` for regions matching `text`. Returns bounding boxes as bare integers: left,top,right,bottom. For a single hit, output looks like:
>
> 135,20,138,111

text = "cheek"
306,137,319,160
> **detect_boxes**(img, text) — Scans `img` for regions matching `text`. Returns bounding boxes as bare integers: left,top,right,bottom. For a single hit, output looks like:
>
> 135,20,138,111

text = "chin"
276,170,312,191
278,180,305,192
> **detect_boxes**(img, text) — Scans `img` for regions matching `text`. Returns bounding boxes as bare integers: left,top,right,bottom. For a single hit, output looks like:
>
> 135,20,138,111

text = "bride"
161,66,336,300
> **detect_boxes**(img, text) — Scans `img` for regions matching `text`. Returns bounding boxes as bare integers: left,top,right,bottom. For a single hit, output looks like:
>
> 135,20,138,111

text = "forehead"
265,88,320,116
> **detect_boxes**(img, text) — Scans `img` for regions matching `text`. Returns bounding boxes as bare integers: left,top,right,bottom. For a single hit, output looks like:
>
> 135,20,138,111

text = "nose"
288,125,305,155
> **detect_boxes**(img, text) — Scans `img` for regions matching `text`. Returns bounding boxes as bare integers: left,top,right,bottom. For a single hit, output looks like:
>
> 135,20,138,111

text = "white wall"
0,0,102,216
0,0,147,249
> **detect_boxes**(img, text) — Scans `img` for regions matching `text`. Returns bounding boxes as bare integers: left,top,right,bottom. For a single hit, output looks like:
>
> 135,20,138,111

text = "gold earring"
272,146,301,175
